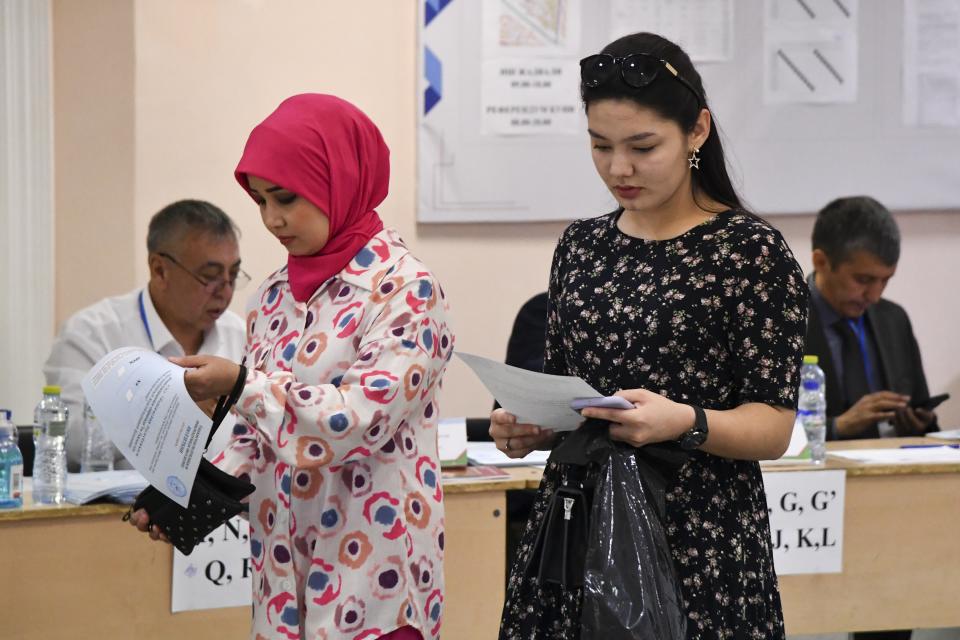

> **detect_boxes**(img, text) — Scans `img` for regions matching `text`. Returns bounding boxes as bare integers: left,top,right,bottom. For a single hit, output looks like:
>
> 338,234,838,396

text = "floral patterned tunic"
216,229,454,640
499,210,808,639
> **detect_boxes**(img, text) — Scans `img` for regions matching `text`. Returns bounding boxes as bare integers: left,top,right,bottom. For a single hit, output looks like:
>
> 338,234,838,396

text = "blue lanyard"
138,290,155,349
846,316,876,391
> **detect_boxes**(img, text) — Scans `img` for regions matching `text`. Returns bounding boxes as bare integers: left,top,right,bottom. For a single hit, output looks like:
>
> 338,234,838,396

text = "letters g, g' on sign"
762,470,846,575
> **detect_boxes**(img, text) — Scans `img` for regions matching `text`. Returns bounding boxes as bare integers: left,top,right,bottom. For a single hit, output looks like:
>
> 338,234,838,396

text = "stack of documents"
927,429,960,441
64,470,149,505
441,464,512,484
467,442,550,467
829,446,960,465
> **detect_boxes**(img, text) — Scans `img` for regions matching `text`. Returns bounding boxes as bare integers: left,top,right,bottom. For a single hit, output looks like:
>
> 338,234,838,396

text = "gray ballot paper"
456,351,607,431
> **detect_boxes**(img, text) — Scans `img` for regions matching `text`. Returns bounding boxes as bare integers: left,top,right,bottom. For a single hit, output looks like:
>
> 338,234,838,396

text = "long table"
3,439,958,638
0,472,528,640
774,437,960,634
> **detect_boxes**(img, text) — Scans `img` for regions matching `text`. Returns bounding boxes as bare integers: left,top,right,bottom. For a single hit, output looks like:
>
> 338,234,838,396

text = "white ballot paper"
81,347,212,507
456,351,606,431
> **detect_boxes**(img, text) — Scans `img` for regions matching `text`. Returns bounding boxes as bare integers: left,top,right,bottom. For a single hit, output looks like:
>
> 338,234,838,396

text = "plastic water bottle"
33,386,69,504
81,403,114,472
0,410,24,508
798,355,827,465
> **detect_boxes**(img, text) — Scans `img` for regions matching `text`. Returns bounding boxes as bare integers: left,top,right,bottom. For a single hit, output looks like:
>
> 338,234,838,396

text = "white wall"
51,0,960,429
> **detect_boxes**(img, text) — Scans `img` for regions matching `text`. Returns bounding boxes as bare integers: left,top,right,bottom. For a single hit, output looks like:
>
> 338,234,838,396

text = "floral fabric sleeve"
235,272,453,469
722,226,808,408
543,226,574,378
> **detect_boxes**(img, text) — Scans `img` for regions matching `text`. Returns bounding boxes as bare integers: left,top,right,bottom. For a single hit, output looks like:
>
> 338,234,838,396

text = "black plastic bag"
580,442,687,639
513,423,687,639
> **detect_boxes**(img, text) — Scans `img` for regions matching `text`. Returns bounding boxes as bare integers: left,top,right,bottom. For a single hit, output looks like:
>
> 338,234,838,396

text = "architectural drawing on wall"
483,0,581,55
763,0,859,104
902,0,960,128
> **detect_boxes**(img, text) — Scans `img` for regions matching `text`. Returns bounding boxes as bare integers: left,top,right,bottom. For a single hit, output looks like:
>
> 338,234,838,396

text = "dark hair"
812,196,900,266
581,32,743,212
146,199,239,253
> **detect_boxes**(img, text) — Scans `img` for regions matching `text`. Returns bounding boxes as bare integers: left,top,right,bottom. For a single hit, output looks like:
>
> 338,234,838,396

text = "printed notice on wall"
480,59,581,135
903,0,960,127
172,517,252,612
762,469,846,575
609,0,734,62
81,347,211,508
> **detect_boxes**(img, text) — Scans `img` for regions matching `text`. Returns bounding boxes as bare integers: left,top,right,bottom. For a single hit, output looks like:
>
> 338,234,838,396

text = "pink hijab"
235,94,387,302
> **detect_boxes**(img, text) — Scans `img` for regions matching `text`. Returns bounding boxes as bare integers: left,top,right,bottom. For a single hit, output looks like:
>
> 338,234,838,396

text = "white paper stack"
64,470,149,505
467,441,550,467
829,447,960,465
926,429,960,441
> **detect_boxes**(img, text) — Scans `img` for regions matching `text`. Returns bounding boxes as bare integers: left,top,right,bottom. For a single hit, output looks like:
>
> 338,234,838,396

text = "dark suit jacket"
504,292,549,373
805,297,933,439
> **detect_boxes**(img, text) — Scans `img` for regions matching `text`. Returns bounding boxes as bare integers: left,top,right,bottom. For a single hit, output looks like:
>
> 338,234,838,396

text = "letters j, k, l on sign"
762,470,846,575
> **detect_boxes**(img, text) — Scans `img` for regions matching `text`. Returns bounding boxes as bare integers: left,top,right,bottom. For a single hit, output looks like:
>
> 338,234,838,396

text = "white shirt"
43,287,245,469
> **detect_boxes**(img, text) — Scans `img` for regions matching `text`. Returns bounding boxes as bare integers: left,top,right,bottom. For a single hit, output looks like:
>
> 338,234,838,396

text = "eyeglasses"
579,53,703,107
158,252,251,293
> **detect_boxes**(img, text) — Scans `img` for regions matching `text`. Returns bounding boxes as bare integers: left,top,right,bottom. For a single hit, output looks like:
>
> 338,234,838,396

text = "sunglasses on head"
579,53,703,107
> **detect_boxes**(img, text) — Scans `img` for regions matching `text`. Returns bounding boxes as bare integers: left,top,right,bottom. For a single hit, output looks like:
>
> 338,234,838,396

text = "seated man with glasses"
44,199,248,470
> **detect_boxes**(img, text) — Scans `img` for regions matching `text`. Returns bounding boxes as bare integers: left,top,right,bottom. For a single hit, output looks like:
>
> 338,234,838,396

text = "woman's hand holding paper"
580,388,694,448
489,408,556,458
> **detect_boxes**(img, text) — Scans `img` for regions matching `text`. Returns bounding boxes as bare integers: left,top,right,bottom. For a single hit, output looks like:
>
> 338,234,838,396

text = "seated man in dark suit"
806,197,941,640
806,196,938,448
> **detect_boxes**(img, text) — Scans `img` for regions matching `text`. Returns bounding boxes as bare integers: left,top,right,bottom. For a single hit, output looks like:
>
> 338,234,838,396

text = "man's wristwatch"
678,404,709,450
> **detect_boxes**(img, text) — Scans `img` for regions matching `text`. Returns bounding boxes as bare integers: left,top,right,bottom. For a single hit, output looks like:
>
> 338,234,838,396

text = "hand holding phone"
570,396,634,411
909,393,949,411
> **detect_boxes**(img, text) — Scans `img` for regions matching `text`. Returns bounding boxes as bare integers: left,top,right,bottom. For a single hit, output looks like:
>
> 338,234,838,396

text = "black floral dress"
499,209,808,639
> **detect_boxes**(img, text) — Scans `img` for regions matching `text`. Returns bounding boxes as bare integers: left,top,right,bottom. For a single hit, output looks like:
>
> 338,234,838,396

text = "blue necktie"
835,318,871,407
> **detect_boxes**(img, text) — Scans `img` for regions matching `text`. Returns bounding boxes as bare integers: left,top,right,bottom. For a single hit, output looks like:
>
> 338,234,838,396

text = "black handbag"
123,364,255,555
526,478,593,587
522,422,604,589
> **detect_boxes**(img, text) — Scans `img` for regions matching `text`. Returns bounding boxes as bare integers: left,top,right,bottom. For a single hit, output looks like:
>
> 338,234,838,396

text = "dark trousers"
852,631,911,640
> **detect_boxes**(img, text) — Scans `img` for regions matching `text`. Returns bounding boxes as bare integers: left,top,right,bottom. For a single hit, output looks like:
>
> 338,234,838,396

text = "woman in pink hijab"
132,94,454,640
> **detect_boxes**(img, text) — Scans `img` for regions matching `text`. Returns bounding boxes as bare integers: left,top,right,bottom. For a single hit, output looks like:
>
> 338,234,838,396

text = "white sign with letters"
762,469,846,575
171,516,252,612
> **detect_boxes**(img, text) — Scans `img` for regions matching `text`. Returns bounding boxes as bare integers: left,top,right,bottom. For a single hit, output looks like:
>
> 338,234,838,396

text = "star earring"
688,147,701,170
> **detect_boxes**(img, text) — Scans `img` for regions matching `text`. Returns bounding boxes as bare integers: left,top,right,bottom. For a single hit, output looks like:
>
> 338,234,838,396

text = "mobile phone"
909,393,949,411
570,396,634,411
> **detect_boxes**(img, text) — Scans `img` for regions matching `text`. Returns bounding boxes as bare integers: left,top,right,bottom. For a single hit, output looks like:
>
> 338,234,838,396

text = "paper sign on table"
763,469,846,575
